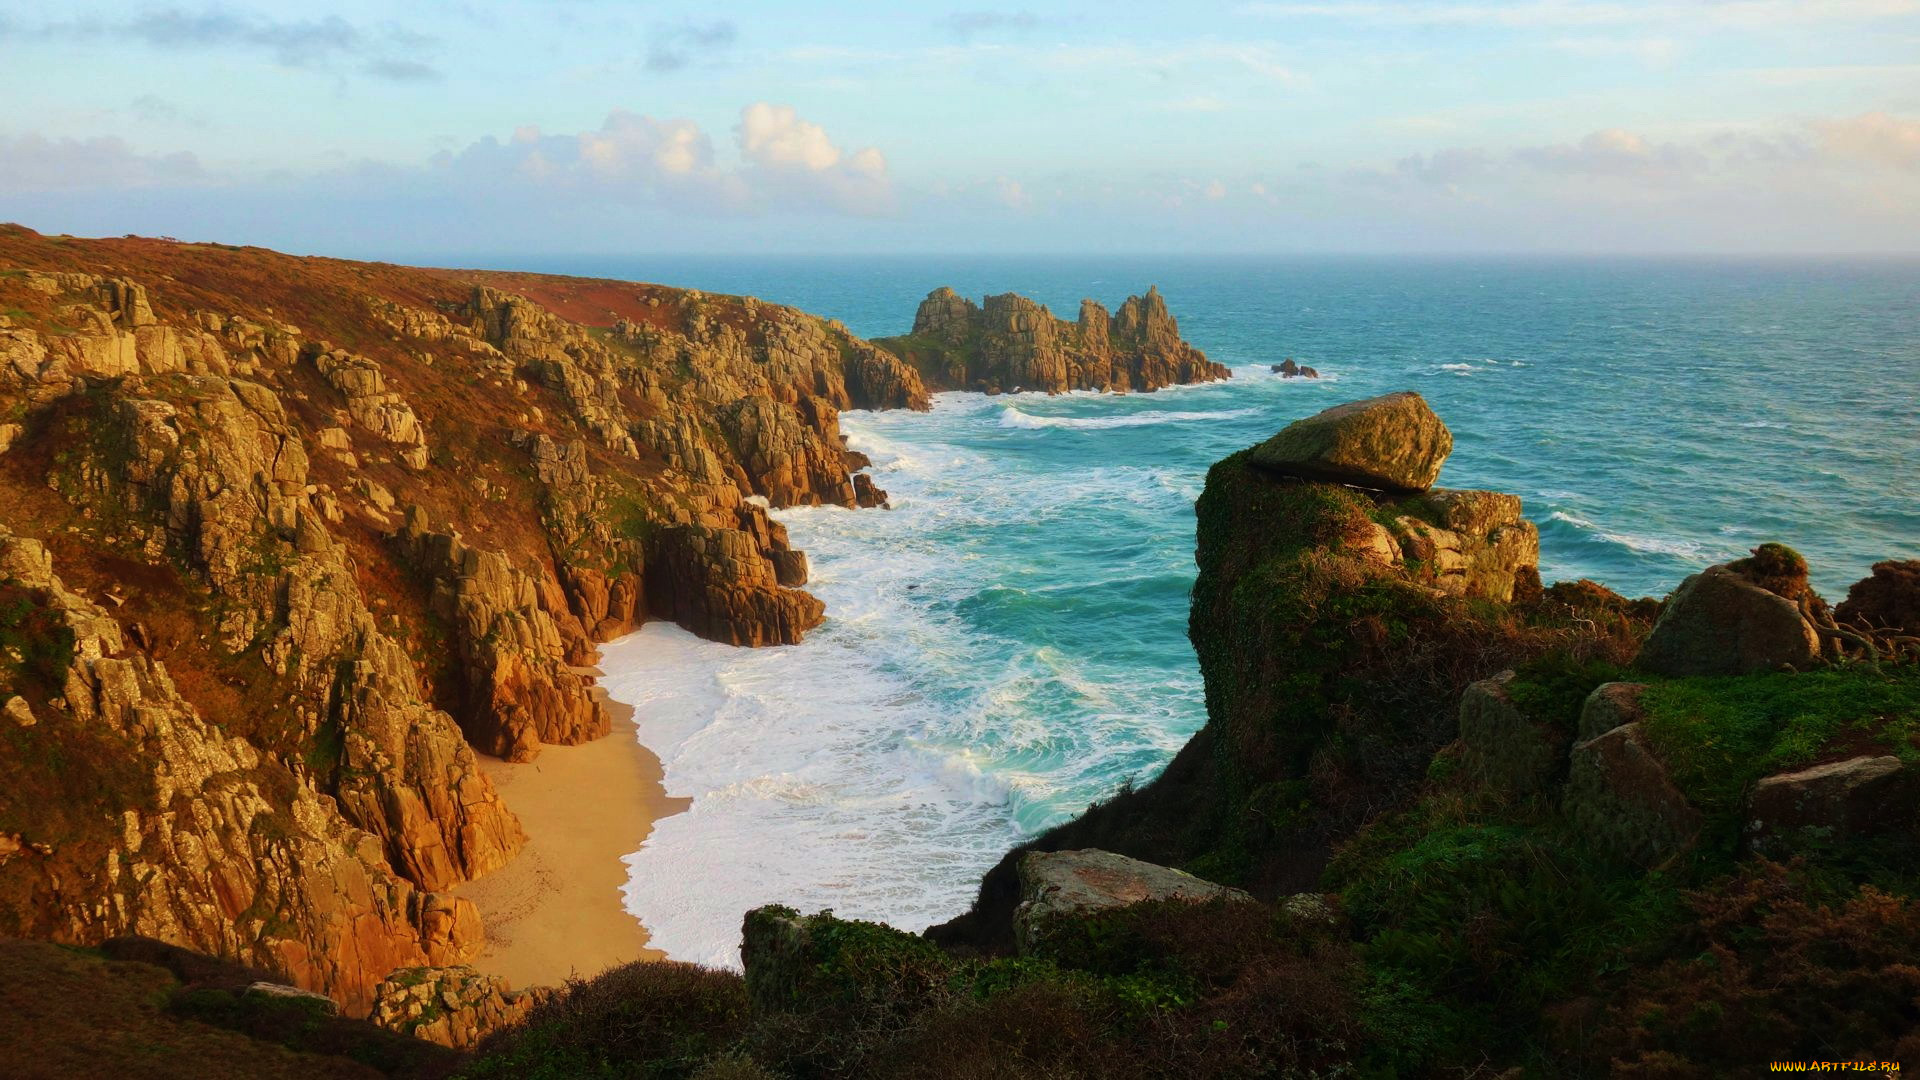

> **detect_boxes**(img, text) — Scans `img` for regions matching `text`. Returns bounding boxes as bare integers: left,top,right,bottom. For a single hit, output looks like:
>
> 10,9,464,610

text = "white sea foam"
611,394,1209,969
1547,510,1726,561
996,405,1257,430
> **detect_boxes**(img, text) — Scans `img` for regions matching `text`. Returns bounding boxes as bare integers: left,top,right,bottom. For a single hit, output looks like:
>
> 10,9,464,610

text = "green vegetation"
0,582,76,694
462,962,748,1080
470,899,1362,1080
1323,654,1920,1074
1503,651,1628,731
1641,665,1920,816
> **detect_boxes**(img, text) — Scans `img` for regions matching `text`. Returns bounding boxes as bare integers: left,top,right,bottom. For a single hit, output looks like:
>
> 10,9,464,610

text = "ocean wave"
997,405,1257,430
1545,510,1719,560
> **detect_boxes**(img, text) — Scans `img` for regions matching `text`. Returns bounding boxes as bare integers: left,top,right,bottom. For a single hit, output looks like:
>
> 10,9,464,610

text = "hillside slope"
0,224,935,1016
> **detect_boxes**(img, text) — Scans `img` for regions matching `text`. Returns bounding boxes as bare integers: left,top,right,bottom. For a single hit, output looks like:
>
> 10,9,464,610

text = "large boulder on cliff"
1248,391,1452,493
1636,554,1823,677
1745,755,1920,857
1012,849,1250,954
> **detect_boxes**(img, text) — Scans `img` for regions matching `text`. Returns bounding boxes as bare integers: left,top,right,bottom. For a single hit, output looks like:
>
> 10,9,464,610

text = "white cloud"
1817,111,1920,170
1237,1,1920,28
435,104,890,215
739,104,845,171
0,134,204,192
735,103,894,213
1514,127,1704,178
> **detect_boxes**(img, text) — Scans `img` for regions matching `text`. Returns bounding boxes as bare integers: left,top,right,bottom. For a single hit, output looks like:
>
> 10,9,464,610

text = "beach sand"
453,673,687,990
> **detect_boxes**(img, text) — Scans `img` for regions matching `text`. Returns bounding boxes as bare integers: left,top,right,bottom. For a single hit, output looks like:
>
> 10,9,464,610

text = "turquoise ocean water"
493,256,1919,967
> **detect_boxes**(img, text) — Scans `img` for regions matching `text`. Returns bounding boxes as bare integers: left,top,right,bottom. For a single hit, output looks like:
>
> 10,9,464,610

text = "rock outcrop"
370,965,552,1049
1579,681,1649,740
1372,488,1541,603
1248,391,1452,493
398,510,607,762
1012,849,1250,954
876,285,1229,395
0,530,483,1017
1271,359,1320,378
933,396,1595,948
1836,560,1920,635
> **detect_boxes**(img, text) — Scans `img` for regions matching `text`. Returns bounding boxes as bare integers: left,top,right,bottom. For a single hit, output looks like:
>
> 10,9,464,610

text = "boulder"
1566,723,1701,867
1636,564,1821,676
1457,671,1569,795
852,472,888,509
1012,848,1250,954
243,981,340,1014
1247,391,1452,493
1579,681,1648,741
1745,755,1919,857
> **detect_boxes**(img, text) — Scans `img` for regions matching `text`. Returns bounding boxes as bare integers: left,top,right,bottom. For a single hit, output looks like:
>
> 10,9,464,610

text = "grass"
1640,665,1920,816
0,939,449,1080
1503,651,1630,731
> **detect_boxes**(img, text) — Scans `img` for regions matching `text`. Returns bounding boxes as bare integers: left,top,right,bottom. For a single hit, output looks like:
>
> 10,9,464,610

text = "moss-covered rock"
1248,391,1452,493
1457,670,1571,796
1567,722,1702,867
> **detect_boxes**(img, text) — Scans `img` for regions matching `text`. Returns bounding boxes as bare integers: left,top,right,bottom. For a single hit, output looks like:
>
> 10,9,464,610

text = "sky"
2,1,1919,255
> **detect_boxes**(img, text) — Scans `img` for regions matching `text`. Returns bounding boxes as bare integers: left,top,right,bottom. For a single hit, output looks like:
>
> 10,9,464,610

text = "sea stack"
875,285,1230,395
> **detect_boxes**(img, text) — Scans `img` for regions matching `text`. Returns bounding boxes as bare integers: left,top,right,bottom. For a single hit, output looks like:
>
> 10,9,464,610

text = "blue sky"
2,1,1919,254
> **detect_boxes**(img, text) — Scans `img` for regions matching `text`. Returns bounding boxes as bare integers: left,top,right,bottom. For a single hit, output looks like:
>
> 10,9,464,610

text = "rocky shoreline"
0,225,1231,1046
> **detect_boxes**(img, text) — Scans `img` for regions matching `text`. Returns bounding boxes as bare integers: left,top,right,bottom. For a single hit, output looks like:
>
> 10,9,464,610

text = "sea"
488,255,1920,968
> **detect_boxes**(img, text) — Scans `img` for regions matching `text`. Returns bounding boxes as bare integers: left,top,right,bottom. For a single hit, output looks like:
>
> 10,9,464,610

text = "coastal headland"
0,223,1227,1044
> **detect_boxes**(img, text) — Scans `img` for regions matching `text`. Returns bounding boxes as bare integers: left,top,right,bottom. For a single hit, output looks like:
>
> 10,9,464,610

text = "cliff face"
931,395,1644,948
875,285,1229,395
0,225,928,1016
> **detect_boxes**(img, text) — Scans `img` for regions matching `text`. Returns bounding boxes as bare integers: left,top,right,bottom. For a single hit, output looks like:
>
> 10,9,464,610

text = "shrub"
463,961,748,1080
1595,860,1920,1073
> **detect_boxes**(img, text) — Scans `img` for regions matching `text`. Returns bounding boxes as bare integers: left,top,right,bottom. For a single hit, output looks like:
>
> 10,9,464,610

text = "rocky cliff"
0,225,928,1022
875,285,1229,394
925,394,1920,1076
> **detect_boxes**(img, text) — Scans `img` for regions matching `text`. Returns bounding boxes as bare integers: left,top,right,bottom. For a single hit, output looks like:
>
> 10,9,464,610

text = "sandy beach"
453,672,687,990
